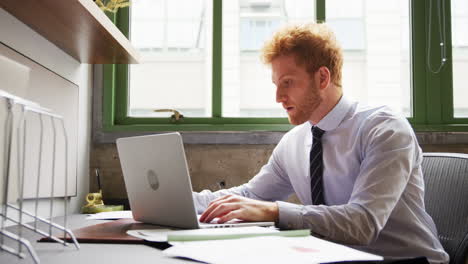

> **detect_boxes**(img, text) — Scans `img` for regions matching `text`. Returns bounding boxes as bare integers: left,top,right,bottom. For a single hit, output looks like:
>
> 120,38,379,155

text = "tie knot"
312,126,325,140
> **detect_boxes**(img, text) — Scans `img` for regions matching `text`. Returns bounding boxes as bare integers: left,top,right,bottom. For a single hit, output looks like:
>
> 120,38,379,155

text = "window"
451,0,468,118
103,0,468,132
327,0,411,117
326,0,366,51
129,0,212,118
223,0,315,118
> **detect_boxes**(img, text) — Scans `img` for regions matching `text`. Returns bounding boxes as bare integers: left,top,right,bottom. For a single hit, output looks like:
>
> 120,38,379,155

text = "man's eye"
283,80,292,87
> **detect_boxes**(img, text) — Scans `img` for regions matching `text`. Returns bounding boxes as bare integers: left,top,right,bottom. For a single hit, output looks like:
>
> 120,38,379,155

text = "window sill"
92,66,468,145
93,130,468,145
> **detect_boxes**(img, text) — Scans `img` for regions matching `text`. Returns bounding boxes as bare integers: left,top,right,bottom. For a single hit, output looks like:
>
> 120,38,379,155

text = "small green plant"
94,0,130,13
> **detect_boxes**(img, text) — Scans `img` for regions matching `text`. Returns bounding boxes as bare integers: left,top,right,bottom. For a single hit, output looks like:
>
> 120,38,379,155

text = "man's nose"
276,87,286,103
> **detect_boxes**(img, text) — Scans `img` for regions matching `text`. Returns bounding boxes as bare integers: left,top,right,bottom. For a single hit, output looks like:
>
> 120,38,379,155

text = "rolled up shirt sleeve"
276,201,303,229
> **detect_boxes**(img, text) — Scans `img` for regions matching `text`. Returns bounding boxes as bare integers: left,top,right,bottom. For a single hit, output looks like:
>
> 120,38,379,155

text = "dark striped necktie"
310,126,325,205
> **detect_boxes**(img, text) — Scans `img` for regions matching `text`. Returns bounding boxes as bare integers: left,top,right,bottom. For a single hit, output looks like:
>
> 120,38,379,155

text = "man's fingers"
217,209,242,224
200,195,239,222
199,206,214,222
203,203,237,223
203,202,239,223
200,199,226,222
201,197,277,224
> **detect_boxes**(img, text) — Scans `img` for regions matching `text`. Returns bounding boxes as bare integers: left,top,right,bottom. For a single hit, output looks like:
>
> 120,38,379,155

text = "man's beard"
287,82,322,125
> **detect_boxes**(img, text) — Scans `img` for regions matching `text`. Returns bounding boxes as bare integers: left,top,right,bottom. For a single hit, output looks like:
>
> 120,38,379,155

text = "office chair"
422,153,468,264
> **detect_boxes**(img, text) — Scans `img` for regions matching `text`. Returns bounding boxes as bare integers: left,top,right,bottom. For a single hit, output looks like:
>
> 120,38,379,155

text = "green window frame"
102,0,468,133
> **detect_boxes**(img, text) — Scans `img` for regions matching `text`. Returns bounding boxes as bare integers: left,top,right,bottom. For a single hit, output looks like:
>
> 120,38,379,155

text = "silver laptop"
116,132,274,229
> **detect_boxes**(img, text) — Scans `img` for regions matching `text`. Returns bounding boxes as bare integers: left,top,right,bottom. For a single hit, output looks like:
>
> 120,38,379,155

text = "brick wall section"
90,143,468,203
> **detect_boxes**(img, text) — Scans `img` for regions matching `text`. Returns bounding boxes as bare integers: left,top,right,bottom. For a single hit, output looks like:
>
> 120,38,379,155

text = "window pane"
128,0,212,118
326,19,366,50
452,0,468,118
222,0,315,117
327,0,412,117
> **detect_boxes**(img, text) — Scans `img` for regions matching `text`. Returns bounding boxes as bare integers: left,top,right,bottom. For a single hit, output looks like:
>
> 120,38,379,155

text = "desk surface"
0,214,192,264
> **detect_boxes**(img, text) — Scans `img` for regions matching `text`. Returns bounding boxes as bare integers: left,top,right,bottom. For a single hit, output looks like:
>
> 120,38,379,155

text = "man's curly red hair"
261,23,343,88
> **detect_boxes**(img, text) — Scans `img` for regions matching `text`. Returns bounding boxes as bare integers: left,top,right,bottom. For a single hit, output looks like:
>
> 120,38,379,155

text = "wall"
90,143,468,204
90,144,274,198
0,9,92,218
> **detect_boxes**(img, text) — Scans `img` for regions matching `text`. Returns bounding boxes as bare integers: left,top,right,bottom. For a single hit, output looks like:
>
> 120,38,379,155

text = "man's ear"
317,66,331,90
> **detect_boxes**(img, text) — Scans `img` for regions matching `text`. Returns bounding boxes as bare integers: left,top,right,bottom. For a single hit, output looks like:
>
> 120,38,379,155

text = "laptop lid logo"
147,170,160,191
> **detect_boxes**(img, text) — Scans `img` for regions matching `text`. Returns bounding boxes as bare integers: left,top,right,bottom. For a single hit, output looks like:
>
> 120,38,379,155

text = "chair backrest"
422,153,468,264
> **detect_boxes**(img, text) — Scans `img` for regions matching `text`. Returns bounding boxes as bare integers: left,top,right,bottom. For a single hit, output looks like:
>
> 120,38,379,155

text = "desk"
0,214,192,264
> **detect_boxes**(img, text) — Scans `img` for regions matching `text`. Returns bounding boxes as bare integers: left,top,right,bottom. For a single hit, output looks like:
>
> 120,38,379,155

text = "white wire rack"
0,90,80,264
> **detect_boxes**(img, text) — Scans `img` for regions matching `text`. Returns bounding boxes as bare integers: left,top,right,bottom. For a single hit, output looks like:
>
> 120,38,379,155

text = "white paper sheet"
85,210,133,220
127,226,280,242
127,229,174,242
163,236,383,264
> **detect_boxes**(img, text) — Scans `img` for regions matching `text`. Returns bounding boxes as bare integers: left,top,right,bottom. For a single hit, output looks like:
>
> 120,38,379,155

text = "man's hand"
199,194,279,224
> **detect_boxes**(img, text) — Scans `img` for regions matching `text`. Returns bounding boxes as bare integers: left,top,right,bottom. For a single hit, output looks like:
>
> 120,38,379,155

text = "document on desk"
85,210,133,220
127,226,302,242
163,235,383,264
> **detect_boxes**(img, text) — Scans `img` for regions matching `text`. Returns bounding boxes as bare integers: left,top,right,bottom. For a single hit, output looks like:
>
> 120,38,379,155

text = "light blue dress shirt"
193,96,449,263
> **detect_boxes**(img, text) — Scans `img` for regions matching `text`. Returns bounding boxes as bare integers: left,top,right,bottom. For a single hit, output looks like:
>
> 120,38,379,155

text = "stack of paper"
85,210,133,220
163,236,383,264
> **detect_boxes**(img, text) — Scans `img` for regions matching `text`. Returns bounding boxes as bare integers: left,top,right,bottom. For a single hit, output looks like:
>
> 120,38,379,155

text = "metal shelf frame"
0,90,80,264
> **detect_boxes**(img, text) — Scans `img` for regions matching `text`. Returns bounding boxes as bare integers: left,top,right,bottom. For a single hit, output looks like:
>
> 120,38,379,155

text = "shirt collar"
310,95,353,132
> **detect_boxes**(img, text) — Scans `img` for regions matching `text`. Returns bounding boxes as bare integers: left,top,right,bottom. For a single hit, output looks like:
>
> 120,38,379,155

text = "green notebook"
167,229,310,242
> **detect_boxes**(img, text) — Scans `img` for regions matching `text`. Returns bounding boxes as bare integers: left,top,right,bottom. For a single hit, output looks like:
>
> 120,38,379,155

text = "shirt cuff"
276,201,303,230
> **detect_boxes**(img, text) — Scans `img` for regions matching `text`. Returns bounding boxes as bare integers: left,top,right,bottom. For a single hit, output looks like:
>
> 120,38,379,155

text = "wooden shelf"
0,0,140,64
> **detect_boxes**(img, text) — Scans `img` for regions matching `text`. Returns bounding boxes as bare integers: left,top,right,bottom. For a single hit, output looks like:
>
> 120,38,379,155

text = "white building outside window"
127,0,467,119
